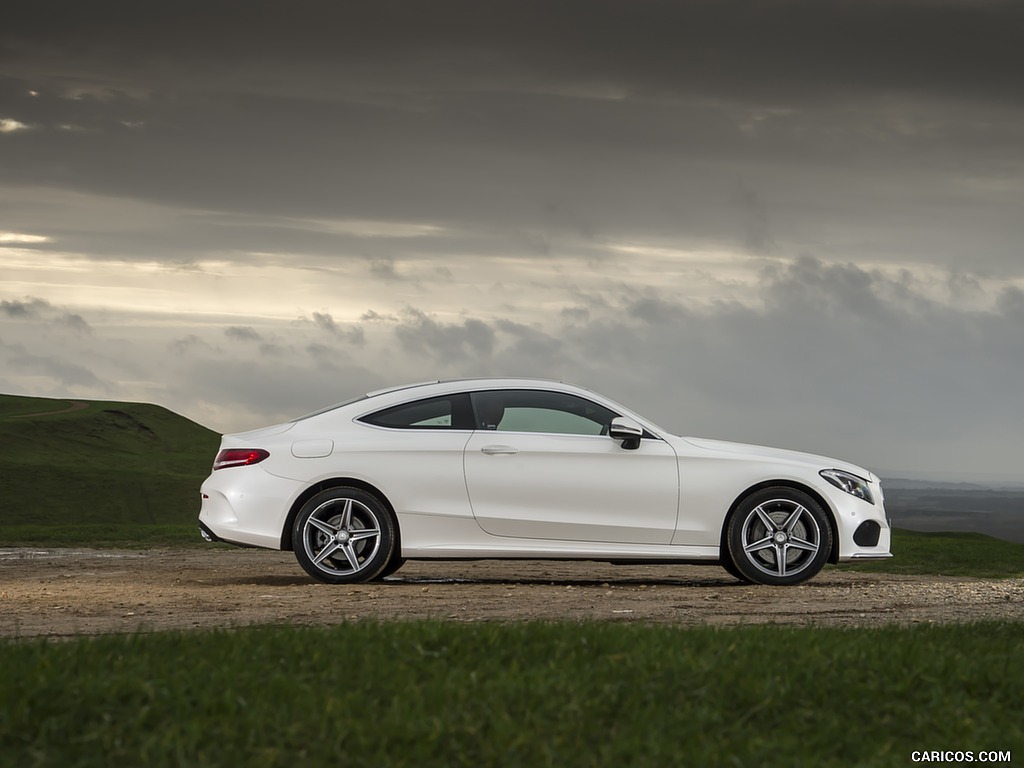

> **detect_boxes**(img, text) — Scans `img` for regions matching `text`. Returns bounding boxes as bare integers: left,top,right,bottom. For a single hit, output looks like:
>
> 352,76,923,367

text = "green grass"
0,394,219,529
2,621,1021,767
0,523,220,548
843,529,1024,579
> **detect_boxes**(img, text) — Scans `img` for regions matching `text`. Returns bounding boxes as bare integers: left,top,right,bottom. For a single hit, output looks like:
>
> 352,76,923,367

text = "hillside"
0,394,220,528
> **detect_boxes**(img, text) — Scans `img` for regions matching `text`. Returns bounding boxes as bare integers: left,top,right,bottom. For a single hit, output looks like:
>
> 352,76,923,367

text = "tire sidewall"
292,487,396,584
727,487,832,586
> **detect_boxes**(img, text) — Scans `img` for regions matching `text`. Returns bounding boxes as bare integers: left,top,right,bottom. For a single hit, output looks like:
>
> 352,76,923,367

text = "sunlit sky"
2,1,1023,480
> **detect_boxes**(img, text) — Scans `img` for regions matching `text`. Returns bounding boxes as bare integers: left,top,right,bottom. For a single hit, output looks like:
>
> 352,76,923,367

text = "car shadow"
205,573,748,588
383,574,746,588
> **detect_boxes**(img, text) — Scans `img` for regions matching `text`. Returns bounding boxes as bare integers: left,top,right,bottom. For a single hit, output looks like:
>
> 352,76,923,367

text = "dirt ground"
1,547,1021,638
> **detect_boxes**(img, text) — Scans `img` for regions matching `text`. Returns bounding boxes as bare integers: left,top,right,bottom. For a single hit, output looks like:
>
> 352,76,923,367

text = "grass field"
2,621,1021,767
842,529,1024,579
0,394,218,528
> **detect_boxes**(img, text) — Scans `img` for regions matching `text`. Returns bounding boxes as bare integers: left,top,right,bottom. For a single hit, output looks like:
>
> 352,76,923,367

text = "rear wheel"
292,488,396,584
726,488,832,586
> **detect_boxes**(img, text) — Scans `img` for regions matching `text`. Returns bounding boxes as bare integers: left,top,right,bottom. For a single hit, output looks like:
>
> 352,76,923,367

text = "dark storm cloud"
2,0,1022,272
4,1,1022,103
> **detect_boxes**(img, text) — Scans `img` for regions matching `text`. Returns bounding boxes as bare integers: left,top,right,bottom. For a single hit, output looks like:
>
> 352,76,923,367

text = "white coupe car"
199,378,891,585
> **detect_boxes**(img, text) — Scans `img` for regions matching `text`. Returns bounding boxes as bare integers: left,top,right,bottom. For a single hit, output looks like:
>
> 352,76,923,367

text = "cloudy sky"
2,1,1023,480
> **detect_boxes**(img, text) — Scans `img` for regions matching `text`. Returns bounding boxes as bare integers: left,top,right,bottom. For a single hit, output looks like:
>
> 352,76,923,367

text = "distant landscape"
881,480,1024,544
1,393,1021,545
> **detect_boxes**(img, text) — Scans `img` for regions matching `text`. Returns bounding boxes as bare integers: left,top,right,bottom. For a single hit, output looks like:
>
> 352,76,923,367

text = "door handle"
480,445,518,455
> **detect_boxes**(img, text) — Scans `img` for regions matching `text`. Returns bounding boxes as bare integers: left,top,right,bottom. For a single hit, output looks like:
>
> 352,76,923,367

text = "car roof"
364,377,583,399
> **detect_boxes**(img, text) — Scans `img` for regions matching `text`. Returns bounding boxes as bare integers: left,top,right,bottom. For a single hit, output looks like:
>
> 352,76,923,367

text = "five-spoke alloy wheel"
726,488,832,586
293,488,396,584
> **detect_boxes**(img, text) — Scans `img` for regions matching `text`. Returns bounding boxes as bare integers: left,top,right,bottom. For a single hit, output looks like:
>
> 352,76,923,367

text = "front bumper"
834,491,893,562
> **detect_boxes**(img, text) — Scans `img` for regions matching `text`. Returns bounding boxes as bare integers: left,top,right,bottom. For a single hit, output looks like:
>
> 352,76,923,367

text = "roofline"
364,377,569,399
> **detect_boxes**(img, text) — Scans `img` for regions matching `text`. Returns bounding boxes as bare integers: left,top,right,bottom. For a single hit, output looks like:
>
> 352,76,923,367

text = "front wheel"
726,488,832,586
292,488,396,584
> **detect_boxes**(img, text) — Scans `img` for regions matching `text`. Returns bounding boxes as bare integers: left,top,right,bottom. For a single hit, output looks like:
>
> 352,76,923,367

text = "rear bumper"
198,466,305,550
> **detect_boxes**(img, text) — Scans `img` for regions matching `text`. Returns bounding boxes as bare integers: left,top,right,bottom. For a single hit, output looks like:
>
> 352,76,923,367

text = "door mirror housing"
608,416,643,450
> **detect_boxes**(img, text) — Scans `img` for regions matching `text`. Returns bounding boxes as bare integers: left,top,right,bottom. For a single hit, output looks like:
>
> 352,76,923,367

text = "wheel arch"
720,480,840,565
280,478,399,552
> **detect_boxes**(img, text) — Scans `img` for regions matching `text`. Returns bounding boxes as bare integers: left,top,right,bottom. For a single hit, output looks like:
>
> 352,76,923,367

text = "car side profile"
198,378,892,585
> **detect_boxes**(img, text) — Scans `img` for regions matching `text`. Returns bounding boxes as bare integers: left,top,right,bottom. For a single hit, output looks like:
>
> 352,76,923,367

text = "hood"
681,436,875,480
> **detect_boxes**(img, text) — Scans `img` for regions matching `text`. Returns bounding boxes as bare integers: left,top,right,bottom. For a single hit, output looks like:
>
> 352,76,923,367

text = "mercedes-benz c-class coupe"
199,378,891,585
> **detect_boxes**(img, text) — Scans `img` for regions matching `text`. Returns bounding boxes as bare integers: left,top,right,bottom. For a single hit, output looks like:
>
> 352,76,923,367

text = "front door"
463,389,679,544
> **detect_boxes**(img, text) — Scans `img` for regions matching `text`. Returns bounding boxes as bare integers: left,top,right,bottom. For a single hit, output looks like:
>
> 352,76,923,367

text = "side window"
360,395,471,429
470,390,617,436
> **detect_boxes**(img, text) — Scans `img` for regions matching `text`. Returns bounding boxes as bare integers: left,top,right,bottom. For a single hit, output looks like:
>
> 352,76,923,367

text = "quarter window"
360,395,472,429
470,390,617,436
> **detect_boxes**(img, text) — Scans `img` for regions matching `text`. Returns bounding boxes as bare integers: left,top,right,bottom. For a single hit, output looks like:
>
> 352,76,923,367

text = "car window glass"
361,396,455,429
471,390,616,436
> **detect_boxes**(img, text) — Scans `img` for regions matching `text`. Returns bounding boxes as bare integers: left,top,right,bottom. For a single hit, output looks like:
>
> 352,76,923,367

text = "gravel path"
1,548,1021,638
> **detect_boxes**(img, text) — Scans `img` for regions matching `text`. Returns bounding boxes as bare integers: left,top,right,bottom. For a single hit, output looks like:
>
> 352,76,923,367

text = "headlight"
819,469,874,504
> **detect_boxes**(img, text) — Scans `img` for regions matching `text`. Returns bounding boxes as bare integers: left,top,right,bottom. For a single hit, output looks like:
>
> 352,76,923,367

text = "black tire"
726,487,832,586
374,554,406,580
292,487,396,584
719,555,751,583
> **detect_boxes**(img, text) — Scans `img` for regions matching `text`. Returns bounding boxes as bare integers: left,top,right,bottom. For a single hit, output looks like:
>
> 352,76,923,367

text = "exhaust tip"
198,522,220,543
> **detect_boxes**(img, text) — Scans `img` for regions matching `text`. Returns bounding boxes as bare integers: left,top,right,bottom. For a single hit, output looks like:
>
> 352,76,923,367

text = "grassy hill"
0,394,219,537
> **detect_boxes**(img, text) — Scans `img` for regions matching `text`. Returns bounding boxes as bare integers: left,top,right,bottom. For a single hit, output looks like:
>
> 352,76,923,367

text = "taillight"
213,448,270,470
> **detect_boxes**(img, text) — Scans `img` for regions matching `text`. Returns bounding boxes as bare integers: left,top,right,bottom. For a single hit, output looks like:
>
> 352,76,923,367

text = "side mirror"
608,416,643,450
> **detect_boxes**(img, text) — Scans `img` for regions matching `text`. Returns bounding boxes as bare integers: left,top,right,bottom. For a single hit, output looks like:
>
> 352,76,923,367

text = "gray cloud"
169,335,214,355
57,313,92,333
0,1,1021,277
225,326,263,343
1,297,51,318
0,298,93,334
4,1,1022,105
395,307,496,361
309,312,366,346
6,350,102,389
